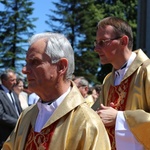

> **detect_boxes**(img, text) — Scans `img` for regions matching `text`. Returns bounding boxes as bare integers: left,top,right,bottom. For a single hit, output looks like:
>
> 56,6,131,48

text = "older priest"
2,32,110,150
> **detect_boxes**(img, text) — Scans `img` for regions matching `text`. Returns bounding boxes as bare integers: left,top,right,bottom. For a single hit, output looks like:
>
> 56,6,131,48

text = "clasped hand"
96,103,118,127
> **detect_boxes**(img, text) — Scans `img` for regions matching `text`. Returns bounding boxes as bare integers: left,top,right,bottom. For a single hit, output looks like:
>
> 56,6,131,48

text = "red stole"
106,75,133,150
24,121,58,150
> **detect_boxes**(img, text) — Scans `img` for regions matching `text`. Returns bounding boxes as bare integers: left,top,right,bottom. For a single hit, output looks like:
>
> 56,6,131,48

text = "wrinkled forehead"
26,39,47,58
29,39,47,52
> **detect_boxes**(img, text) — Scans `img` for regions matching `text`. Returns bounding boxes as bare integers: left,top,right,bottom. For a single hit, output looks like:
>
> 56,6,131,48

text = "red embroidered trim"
24,121,58,150
106,75,133,150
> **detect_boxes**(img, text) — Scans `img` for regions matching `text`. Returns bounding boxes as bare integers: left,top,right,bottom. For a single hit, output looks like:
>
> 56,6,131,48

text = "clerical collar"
41,100,55,105
39,86,71,106
115,52,136,71
120,62,127,70
114,52,136,83
115,62,127,71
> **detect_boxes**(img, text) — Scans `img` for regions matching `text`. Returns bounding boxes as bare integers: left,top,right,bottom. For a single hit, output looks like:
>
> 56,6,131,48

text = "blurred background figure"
0,69,22,149
73,76,94,107
13,77,29,110
28,92,39,106
92,84,102,102
22,85,39,106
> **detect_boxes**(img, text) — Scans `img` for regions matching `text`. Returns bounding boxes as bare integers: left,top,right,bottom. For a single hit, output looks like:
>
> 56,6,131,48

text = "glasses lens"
99,41,104,46
94,40,104,47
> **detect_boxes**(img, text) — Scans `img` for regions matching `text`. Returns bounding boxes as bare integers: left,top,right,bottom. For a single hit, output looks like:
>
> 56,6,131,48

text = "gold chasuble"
92,49,150,150
124,110,150,150
106,75,133,150
2,82,111,150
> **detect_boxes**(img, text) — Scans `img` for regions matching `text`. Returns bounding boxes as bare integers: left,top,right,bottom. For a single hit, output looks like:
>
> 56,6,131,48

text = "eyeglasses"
94,37,121,47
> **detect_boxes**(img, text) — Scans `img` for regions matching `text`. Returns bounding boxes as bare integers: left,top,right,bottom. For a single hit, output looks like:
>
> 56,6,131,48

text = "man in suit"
0,69,22,148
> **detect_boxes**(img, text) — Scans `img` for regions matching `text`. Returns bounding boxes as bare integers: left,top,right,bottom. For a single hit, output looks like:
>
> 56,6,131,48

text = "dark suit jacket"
0,85,22,148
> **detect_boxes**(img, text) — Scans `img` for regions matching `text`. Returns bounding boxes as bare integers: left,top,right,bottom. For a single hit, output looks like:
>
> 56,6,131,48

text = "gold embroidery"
24,121,58,150
106,75,133,150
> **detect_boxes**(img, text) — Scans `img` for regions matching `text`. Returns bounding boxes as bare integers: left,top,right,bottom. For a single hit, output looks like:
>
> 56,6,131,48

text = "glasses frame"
94,37,122,47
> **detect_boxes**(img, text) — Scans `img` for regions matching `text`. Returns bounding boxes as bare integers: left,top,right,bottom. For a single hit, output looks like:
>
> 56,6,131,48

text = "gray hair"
73,76,89,87
0,69,15,81
28,32,75,80
80,77,89,87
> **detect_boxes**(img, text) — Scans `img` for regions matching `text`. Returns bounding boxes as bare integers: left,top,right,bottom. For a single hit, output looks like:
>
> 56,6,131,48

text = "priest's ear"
57,58,68,75
120,35,128,46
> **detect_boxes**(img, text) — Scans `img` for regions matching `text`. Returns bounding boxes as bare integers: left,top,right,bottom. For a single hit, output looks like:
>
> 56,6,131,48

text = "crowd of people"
73,76,102,107
0,70,39,149
0,16,150,150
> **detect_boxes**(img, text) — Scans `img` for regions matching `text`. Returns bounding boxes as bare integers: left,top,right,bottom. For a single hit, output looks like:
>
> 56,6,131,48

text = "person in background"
91,84,102,102
28,92,39,106
92,16,150,150
0,69,22,149
2,32,111,150
13,77,29,110
73,76,95,107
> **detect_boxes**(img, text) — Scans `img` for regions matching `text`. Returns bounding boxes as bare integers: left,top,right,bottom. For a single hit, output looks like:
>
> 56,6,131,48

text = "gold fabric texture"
100,49,150,111
106,75,133,149
85,95,95,107
2,82,111,150
92,49,150,149
124,110,150,150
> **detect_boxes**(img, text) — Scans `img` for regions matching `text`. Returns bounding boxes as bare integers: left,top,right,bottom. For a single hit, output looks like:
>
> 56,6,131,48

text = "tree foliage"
0,0,37,72
47,0,138,84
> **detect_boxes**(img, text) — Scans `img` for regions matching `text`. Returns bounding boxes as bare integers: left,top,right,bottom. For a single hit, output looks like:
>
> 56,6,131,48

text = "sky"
32,0,57,33
0,0,58,72
0,1,58,33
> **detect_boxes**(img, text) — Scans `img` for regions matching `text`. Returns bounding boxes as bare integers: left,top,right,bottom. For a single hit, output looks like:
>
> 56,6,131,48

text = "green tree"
47,0,138,84
96,0,138,83
46,0,104,84
0,0,37,72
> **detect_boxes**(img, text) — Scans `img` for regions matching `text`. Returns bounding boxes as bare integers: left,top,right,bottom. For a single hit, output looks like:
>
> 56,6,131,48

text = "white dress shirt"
114,52,136,86
116,112,144,150
1,85,19,116
114,52,144,150
1,85,14,103
35,87,71,132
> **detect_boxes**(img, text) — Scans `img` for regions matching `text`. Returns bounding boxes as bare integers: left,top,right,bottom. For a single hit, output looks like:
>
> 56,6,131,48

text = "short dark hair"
0,69,15,81
97,16,133,50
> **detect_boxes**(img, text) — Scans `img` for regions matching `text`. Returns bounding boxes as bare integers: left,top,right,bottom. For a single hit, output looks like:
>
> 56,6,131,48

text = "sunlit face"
13,80,24,94
74,78,88,98
92,89,99,101
3,72,17,90
94,25,121,65
22,39,58,96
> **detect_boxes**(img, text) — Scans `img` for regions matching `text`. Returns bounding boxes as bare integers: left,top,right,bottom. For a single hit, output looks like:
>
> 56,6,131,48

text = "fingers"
100,103,104,108
96,104,109,113
109,102,115,107
100,103,109,109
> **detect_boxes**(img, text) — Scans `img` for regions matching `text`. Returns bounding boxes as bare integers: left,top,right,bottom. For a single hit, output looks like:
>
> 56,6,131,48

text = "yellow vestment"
92,49,150,149
124,110,150,150
2,82,111,150
85,94,95,107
